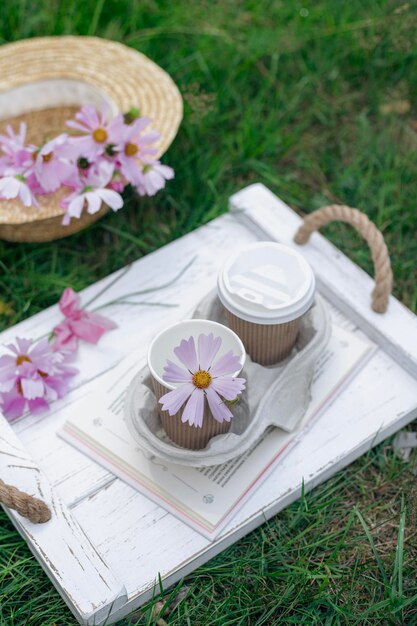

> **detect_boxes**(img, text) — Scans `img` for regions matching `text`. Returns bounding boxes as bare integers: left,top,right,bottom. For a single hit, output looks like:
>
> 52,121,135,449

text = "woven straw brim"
0,36,183,241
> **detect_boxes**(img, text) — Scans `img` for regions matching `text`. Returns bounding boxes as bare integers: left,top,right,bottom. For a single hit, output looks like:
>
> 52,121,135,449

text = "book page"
60,323,374,539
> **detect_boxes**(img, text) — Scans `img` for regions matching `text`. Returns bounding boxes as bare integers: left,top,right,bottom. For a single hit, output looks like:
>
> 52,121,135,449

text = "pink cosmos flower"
53,288,117,352
0,122,27,150
34,134,76,193
0,123,36,177
0,174,38,207
160,333,246,427
61,161,123,225
0,337,78,420
135,161,175,196
67,105,124,159
114,117,160,186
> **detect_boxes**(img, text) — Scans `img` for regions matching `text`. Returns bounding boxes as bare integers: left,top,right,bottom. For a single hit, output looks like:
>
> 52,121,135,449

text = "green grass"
1,0,417,624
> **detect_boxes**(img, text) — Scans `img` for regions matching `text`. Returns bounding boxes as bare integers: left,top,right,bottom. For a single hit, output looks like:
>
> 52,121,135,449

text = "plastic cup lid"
217,242,316,324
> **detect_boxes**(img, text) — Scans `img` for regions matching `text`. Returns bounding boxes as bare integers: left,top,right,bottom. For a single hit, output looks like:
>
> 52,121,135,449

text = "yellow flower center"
16,354,31,366
93,128,108,143
192,370,212,389
124,142,138,157
42,152,53,163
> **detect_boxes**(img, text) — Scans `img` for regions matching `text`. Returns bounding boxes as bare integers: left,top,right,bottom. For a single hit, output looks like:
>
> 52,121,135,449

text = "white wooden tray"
2,184,417,625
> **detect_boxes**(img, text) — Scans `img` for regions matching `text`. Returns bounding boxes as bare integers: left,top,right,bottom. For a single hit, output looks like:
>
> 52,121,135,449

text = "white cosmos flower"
0,175,38,207
135,161,175,196
62,161,123,225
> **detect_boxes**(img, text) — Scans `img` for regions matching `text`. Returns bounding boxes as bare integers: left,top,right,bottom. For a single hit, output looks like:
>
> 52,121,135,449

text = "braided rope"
294,205,392,313
0,478,51,524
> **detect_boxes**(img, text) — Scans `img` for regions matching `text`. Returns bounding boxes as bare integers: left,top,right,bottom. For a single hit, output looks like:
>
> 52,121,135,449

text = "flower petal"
85,192,101,215
68,194,85,219
162,360,192,384
0,354,17,386
20,377,44,400
198,333,222,370
173,336,198,372
15,338,33,354
210,350,242,377
205,386,233,423
0,176,20,198
119,154,142,186
18,182,33,207
28,397,49,414
98,188,124,211
58,287,80,317
1,391,26,420
211,376,246,400
181,388,204,427
159,382,194,416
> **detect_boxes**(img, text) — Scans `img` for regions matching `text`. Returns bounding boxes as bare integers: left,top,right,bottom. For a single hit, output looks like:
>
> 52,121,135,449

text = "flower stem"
92,300,177,311
82,255,196,309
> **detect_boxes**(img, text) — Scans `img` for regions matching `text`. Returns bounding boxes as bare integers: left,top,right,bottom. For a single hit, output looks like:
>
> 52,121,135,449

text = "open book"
60,323,374,539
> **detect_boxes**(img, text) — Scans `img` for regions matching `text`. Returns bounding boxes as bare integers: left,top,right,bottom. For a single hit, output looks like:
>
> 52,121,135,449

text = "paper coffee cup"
217,242,315,365
147,319,246,450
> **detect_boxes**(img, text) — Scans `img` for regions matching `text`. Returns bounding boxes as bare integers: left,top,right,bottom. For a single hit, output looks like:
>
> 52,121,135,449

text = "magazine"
60,323,374,539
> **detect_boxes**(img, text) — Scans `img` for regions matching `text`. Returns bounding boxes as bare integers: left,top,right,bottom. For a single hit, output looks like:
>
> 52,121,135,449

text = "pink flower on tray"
61,161,123,225
0,338,78,420
66,104,124,160
53,288,118,352
160,333,246,427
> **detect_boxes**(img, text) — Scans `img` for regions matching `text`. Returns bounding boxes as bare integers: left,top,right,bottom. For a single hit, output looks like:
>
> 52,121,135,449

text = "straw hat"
0,36,183,242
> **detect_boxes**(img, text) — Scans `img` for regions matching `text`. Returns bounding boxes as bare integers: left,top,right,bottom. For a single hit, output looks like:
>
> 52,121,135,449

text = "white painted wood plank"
229,183,417,379
0,417,127,625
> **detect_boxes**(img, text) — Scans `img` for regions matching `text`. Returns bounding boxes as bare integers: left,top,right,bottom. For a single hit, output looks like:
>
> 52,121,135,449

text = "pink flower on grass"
67,105,124,159
61,161,123,225
0,175,38,207
114,117,160,186
0,338,78,420
160,333,246,427
53,288,117,352
135,161,175,196
34,134,76,193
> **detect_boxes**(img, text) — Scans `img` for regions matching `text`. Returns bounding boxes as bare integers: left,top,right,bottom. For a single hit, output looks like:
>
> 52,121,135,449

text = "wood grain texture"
1,188,417,625
0,417,127,625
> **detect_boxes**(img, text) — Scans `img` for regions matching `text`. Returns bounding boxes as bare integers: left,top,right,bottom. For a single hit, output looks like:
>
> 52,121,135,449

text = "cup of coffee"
217,242,315,365
147,319,246,449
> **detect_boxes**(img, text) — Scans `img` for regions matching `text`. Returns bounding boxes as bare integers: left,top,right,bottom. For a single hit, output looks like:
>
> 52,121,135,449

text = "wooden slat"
0,417,127,625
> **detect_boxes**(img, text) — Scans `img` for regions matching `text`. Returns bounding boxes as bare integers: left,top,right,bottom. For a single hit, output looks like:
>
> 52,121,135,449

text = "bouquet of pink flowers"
0,105,174,225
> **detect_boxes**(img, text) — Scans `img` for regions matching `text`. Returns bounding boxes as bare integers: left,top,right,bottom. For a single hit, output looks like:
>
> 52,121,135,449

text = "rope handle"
0,478,51,524
293,205,393,314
